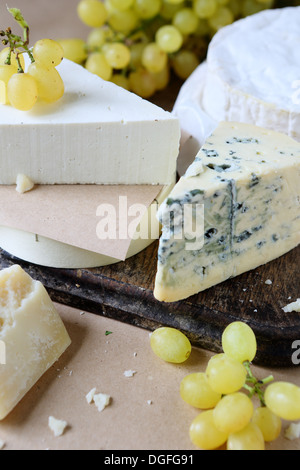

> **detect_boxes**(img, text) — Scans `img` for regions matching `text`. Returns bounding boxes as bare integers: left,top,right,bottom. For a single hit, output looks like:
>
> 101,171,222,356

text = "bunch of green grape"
150,322,300,450
59,0,276,99
0,8,65,111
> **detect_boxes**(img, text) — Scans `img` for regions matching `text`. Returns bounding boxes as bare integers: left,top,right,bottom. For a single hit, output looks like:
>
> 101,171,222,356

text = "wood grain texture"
0,241,299,368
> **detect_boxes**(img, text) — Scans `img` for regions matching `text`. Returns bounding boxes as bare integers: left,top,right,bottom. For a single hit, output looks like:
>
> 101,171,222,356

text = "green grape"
252,406,282,442
27,62,64,103
110,0,135,10
193,0,218,19
0,47,25,70
0,64,18,103
160,1,182,20
208,6,234,31
134,0,162,20
7,73,38,111
180,372,222,409
155,25,183,53
227,422,265,450
130,42,147,69
150,327,192,363
104,43,131,69
110,73,130,90
151,64,170,91
221,321,257,364
165,0,185,4
56,38,88,64
142,43,168,74
172,50,199,80
213,392,254,435
264,382,300,421
228,0,242,17
189,410,228,450
205,353,247,394
86,28,107,51
242,0,273,16
0,80,5,104
77,0,108,28
173,8,199,35
85,52,113,80
217,0,230,5
129,67,157,98
33,39,64,67
108,8,140,35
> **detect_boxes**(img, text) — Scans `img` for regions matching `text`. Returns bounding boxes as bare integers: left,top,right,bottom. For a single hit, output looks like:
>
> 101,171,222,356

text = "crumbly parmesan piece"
48,416,68,437
283,299,300,313
16,174,35,194
285,422,300,441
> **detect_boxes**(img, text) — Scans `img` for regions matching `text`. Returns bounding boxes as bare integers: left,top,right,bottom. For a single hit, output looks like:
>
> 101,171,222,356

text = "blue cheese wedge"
154,121,300,302
0,58,180,185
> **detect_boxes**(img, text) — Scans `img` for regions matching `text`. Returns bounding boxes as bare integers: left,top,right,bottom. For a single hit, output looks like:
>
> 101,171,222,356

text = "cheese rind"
201,7,300,142
0,265,71,420
154,122,300,302
0,59,180,185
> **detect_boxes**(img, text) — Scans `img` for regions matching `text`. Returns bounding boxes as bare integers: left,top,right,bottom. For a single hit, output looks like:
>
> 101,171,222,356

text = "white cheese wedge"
201,7,300,143
154,121,300,303
0,58,180,185
0,265,71,420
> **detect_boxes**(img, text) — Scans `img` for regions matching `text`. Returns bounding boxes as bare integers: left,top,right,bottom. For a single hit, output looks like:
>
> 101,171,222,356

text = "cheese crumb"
48,416,68,437
86,388,97,404
265,279,273,285
16,174,35,194
285,422,300,441
282,299,300,313
93,393,111,412
124,370,136,378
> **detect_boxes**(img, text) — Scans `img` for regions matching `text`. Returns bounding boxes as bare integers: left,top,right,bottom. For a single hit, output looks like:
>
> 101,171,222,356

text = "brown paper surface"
0,185,162,260
0,304,299,451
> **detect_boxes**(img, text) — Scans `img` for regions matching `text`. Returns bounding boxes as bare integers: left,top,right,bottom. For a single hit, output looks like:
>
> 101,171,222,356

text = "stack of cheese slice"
154,121,300,303
0,58,180,268
173,6,300,160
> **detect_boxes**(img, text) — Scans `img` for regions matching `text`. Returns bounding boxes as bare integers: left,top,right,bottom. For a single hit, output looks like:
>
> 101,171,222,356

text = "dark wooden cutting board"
0,241,299,368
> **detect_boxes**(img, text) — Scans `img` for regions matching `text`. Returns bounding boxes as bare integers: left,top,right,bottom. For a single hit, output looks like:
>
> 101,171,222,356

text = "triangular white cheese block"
154,121,300,302
0,59,180,185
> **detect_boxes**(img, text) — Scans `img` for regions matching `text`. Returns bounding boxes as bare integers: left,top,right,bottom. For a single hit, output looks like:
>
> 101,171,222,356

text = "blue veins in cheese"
154,121,300,303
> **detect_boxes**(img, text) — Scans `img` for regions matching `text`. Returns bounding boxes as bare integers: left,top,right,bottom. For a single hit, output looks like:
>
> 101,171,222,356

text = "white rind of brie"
201,7,300,142
0,58,180,185
173,6,300,167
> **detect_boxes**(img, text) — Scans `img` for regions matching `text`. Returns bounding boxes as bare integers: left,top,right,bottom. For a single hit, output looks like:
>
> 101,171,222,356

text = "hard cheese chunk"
0,265,71,419
0,58,180,185
154,121,300,302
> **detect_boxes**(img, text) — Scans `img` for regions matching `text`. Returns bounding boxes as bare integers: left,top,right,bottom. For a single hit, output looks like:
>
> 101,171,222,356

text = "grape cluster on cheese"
0,39,65,111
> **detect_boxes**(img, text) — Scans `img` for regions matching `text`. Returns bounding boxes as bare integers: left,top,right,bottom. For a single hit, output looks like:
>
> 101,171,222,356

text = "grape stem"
243,361,274,407
0,7,35,72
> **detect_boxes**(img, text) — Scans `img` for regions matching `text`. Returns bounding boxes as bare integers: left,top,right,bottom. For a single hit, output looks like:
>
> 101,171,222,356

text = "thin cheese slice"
154,121,300,302
0,265,71,419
